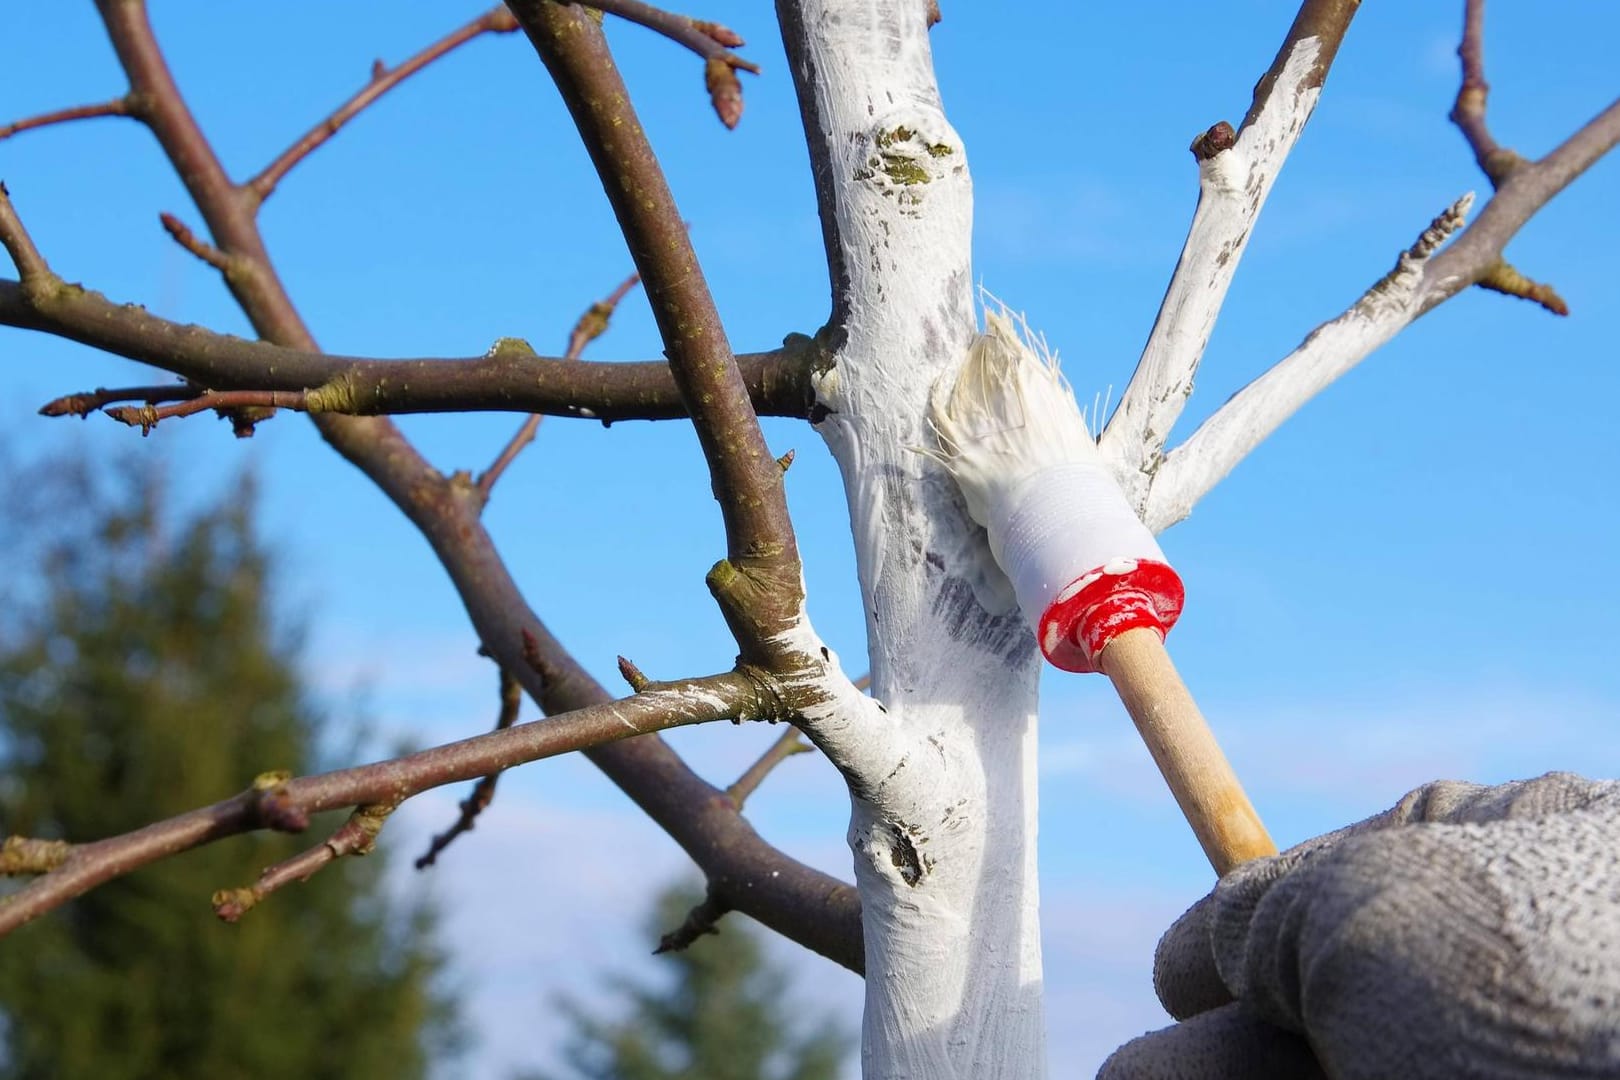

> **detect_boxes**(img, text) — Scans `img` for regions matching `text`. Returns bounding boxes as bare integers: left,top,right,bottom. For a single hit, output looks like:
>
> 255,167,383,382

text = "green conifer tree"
538,884,851,1080
0,457,459,1080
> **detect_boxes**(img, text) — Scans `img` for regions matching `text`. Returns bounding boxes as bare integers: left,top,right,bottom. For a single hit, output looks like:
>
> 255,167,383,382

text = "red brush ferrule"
1037,559,1184,673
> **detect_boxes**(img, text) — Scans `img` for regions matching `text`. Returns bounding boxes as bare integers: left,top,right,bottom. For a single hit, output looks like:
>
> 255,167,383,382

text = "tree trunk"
780,2,1048,1074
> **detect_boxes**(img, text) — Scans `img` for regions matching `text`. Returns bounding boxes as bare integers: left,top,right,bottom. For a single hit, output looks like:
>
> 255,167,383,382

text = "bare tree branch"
158,211,236,272
0,182,51,287
0,267,821,423
1425,100,1620,318
1100,0,1362,506
1449,0,1525,188
510,2,805,661
30,0,867,974
0,672,764,937
0,96,139,141
245,7,521,203
414,663,524,869
213,801,397,922
105,388,308,435
656,886,732,953
727,725,814,809
477,269,642,500
583,0,761,128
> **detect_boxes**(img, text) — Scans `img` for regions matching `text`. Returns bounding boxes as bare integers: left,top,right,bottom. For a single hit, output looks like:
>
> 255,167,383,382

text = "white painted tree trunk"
779,2,1049,1076
777,3,1475,1075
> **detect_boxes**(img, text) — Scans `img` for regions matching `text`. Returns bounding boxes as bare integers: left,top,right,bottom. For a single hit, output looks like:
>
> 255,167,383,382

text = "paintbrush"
930,301,1275,875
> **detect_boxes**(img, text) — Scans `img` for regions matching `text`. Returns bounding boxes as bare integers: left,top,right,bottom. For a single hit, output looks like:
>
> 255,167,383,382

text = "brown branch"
0,96,139,141
0,183,51,288
61,0,863,975
726,725,813,809
1421,96,1620,317
476,270,643,499
655,887,732,953
510,2,804,663
415,665,524,869
213,801,396,922
477,415,544,497
566,271,642,358
158,211,234,272
1448,0,1527,187
0,672,764,937
245,7,520,203
38,383,197,418
105,388,308,435
1,268,821,422
582,0,760,128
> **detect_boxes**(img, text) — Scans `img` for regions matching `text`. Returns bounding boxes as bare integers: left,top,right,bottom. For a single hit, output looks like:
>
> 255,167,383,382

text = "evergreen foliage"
537,884,850,1080
0,456,459,1080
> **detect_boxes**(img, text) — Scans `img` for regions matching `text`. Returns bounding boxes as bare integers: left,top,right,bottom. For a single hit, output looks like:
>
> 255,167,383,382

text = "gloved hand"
1099,772,1620,1079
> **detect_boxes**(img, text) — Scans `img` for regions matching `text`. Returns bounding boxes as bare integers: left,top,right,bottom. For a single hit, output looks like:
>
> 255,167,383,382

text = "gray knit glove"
1099,772,1620,1079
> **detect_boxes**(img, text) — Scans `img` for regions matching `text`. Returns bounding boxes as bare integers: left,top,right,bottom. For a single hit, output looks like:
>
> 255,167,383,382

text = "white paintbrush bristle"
929,303,1100,527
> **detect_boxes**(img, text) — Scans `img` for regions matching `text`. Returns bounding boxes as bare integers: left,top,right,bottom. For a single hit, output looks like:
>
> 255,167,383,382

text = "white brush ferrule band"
983,463,1167,631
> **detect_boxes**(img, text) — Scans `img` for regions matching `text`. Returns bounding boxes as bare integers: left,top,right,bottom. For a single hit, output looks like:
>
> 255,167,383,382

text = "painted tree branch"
1144,194,1474,531
245,7,521,204
1143,60,1620,532
0,672,765,936
1101,0,1361,507
70,0,863,974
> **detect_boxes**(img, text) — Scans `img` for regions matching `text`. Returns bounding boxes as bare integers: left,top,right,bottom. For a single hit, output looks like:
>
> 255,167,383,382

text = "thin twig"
583,0,760,128
0,96,138,141
415,665,524,869
655,887,732,953
0,183,51,286
726,725,813,809
1449,0,1525,187
213,802,396,922
245,7,521,203
158,212,234,272
39,383,199,418
0,671,765,937
105,389,309,435
476,270,642,499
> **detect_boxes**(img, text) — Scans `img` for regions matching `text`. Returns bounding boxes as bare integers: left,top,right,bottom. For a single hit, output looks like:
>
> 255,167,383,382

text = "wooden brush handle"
1097,627,1277,875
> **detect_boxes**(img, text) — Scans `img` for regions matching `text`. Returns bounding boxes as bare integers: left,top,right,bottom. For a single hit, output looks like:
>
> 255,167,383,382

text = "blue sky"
3,3,1618,1076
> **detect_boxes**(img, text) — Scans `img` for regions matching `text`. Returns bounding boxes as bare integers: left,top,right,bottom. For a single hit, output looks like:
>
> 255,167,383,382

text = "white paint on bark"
1144,193,1474,531
781,1,1046,1075
1102,37,1325,508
